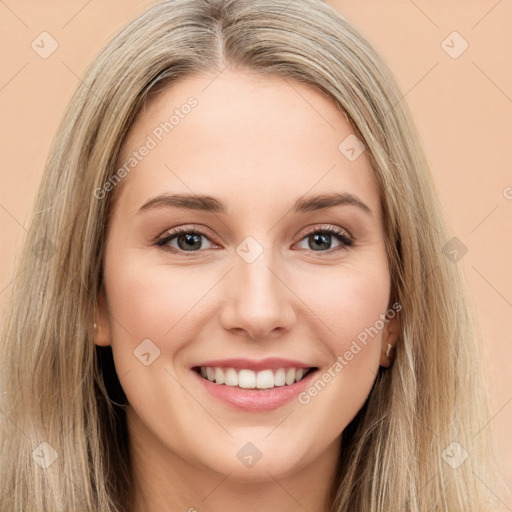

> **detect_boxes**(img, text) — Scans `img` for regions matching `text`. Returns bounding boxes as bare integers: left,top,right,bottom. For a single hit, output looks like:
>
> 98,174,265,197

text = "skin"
95,69,400,512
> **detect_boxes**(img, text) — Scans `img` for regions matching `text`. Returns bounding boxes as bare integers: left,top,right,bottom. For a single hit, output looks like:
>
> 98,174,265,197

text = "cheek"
102,254,214,429
292,263,391,428
102,250,215,382
334,273,390,352
296,261,391,349
104,251,212,337
296,263,390,393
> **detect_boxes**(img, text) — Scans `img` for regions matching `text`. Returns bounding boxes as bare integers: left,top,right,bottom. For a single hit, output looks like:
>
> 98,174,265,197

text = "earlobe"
379,315,400,368
93,286,112,347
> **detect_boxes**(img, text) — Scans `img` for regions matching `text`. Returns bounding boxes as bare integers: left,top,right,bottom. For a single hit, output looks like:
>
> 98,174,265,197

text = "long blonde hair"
0,0,499,510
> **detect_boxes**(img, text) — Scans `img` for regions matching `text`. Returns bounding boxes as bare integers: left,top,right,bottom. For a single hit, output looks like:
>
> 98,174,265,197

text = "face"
95,69,399,483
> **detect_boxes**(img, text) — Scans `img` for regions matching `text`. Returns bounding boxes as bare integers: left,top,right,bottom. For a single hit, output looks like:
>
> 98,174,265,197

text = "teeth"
198,366,312,389
274,368,286,386
206,367,215,381
285,368,295,385
239,369,255,389
225,368,238,386
256,369,274,389
214,367,225,385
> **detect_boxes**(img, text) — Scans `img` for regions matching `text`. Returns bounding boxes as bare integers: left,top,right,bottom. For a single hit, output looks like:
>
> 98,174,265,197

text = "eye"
154,224,354,255
155,226,217,252
295,225,353,253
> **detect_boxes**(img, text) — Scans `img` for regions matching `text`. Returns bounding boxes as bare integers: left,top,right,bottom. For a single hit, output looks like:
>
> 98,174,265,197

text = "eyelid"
154,225,217,248
299,223,353,243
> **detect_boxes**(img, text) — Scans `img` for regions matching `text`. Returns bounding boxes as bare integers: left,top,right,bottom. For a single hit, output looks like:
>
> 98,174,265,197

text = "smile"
194,366,317,390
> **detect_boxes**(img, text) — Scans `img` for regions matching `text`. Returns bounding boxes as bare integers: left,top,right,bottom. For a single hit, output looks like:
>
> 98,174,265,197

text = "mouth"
192,365,319,390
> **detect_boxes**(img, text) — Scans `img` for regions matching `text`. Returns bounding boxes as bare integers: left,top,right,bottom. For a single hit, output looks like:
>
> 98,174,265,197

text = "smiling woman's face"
96,69,399,486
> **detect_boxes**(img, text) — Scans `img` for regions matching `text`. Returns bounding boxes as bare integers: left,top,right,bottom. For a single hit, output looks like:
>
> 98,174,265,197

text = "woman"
0,0,498,510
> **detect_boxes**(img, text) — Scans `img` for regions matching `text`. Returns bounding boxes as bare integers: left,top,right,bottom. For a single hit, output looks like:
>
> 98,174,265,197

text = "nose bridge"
220,238,295,338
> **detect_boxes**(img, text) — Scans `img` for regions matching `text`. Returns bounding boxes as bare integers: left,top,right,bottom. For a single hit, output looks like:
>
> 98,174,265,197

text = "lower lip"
192,368,318,411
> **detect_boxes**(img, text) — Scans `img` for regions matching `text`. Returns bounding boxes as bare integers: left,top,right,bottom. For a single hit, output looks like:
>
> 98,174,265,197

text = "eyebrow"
138,192,372,216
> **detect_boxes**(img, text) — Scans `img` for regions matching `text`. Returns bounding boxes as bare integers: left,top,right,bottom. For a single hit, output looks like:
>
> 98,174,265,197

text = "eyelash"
154,224,354,255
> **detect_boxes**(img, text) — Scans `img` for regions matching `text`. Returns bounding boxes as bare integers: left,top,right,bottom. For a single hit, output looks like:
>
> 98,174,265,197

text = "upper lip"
192,357,317,372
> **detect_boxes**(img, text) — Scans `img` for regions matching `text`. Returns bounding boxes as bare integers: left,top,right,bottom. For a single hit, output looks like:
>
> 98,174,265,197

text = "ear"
379,312,400,368
94,285,112,347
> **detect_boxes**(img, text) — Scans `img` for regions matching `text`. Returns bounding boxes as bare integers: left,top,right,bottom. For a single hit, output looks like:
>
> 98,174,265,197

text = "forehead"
112,70,380,219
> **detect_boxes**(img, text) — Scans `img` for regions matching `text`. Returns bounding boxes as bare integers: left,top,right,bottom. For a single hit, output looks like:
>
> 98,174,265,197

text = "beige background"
1,0,511,504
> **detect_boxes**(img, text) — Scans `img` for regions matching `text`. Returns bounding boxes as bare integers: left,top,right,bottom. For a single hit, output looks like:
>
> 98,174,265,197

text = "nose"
219,250,296,340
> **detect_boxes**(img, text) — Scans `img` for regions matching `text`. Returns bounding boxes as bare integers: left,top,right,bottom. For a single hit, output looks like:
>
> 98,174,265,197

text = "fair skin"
95,69,399,512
